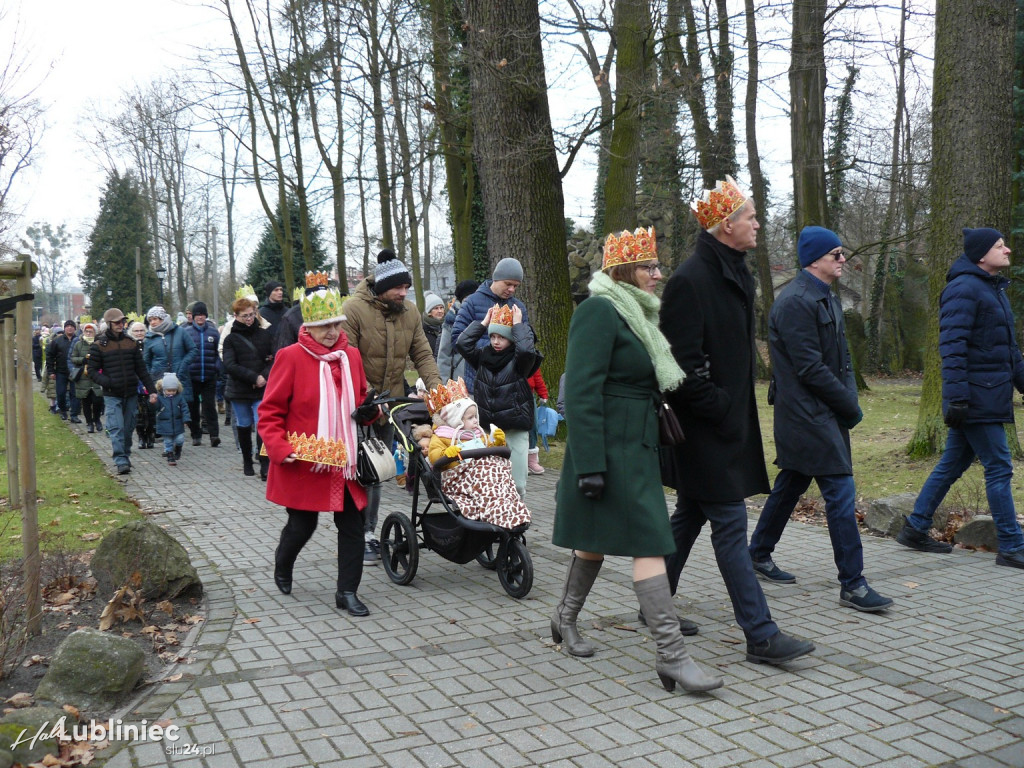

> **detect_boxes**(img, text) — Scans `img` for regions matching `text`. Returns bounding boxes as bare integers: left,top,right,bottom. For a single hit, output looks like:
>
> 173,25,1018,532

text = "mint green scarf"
588,271,685,392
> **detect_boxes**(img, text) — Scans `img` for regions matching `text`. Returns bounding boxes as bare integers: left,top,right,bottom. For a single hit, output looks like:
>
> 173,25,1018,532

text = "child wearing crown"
425,380,531,530
455,303,540,499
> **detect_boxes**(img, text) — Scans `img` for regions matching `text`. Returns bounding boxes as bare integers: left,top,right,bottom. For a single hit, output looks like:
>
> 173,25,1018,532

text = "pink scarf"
297,328,358,477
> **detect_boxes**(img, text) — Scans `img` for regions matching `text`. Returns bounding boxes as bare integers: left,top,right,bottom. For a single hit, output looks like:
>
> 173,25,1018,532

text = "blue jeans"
908,423,1024,554
231,400,261,428
666,496,778,643
104,395,137,469
162,433,186,456
749,470,865,591
56,373,77,415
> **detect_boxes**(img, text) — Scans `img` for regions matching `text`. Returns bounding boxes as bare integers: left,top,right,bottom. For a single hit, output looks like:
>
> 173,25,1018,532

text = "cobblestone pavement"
72,422,1023,768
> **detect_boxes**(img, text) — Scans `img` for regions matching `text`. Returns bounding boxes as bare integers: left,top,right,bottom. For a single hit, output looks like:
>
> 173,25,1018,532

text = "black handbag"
658,396,686,446
68,363,84,383
356,437,397,486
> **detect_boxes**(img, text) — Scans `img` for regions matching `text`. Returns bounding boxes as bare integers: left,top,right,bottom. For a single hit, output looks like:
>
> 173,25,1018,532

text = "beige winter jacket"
343,279,442,396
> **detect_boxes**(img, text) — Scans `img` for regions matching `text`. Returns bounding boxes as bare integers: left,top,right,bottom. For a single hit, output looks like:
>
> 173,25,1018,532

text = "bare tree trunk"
908,0,1015,457
789,0,830,230
465,0,573,390
602,0,652,232
364,0,394,250
744,0,772,344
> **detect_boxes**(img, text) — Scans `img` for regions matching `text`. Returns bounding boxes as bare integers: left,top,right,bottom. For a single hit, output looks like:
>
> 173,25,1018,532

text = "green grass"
539,378,1017,511
0,391,142,562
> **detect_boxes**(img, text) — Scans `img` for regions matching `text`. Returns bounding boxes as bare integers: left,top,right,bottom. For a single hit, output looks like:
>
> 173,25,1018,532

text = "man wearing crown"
344,249,442,565
659,176,815,666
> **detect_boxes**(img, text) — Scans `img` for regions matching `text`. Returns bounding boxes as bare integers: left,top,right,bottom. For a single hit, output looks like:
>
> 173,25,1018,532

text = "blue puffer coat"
184,321,220,383
144,326,198,400
450,280,529,394
155,393,191,437
939,254,1024,423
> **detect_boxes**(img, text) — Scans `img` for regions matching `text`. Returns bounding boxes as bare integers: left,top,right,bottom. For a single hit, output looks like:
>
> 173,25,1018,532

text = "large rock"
0,706,66,767
954,515,998,551
864,493,949,537
91,520,202,599
34,629,145,713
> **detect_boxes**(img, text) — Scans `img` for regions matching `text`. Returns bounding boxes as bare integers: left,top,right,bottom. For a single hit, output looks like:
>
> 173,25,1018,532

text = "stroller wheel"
380,511,419,586
496,537,533,599
475,541,498,571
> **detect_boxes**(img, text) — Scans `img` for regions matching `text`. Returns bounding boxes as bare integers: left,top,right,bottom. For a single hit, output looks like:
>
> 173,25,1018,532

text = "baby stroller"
376,397,533,599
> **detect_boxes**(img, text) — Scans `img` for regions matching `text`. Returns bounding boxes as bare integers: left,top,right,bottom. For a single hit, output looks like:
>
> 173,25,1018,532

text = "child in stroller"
426,384,531,531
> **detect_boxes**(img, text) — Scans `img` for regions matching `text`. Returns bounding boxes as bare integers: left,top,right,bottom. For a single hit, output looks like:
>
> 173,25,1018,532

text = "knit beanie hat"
161,372,181,392
440,398,477,431
146,305,169,321
797,226,843,268
191,301,209,318
264,280,284,300
492,258,523,283
963,227,1003,263
373,249,412,295
63,320,77,330
423,292,445,315
455,279,479,302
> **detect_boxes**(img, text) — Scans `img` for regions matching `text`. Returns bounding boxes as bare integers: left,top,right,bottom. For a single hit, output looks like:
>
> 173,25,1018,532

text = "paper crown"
601,227,657,271
490,304,514,327
234,284,258,302
124,312,144,326
78,314,93,325
424,378,470,417
691,175,748,231
299,271,346,327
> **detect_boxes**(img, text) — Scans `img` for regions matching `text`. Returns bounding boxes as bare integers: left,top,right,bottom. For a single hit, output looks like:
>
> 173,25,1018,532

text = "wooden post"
0,317,20,511
15,255,41,636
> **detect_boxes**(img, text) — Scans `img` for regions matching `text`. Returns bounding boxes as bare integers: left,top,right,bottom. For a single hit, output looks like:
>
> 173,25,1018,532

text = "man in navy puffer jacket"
898,227,1024,568
184,302,221,447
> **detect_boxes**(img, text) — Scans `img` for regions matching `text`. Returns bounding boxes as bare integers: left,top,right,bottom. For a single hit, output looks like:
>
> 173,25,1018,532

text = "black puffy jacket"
456,320,539,431
86,330,154,398
222,320,275,402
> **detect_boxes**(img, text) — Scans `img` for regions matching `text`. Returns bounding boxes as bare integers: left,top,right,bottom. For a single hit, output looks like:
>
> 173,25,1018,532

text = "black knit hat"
373,249,412,295
963,227,1004,263
455,279,479,302
264,281,284,300
191,301,209,317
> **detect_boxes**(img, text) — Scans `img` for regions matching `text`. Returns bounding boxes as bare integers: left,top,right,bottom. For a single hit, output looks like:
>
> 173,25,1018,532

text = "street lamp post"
106,288,112,308
155,263,166,305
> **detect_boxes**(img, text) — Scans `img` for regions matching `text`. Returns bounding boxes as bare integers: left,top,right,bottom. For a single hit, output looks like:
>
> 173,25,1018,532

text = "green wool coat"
551,295,675,557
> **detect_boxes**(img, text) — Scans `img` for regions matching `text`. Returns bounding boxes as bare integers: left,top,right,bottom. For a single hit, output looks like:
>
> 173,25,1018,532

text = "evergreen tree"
246,199,332,299
80,171,157,313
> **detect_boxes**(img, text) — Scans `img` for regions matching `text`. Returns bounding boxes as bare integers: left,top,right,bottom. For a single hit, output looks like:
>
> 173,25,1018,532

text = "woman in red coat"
259,273,379,616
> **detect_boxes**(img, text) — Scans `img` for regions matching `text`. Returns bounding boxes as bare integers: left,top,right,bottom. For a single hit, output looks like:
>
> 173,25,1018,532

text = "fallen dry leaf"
80,533,101,541
242,617,260,624
62,704,79,719
5,692,33,708
22,655,46,667
156,600,174,615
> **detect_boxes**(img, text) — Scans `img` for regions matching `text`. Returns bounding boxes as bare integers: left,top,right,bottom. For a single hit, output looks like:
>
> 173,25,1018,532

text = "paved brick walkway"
72,422,1023,768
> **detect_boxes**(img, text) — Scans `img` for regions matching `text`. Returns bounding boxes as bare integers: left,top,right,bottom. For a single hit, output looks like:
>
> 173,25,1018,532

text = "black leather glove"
353,391,381,425
578,473,605,500
838,406,863,430
944,402,968,429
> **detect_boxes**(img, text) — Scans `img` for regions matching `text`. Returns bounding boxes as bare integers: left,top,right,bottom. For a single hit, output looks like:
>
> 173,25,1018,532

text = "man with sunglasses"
86,308,158,475
749,226,893,612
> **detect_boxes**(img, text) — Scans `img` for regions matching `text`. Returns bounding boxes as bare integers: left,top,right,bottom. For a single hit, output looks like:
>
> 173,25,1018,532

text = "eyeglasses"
236,312,255,320
637,263,663,275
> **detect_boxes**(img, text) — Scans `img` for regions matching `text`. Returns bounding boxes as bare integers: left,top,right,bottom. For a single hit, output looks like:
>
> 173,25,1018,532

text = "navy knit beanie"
797,226,843,268
963,227,1003,263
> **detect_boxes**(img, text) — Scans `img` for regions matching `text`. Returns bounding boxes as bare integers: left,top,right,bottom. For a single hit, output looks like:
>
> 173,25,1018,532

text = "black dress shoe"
336,591,369,616
210,437,221,447
193,438,202,446
746,630,815,665
274,572,292,595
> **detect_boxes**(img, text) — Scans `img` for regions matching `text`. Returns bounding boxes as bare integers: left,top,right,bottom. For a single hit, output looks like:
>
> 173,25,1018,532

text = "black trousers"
277,489,363,593
189,378,219,440
80,391,102,425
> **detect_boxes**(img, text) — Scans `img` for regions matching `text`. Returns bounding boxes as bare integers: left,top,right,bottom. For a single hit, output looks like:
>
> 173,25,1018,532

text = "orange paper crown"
424,378,470,417
601,227,657,271
305,271,330,289
490,304,514,328
691,175,748,231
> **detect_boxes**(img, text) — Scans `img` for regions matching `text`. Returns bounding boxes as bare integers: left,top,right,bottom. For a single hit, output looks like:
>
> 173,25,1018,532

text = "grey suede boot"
634,574,723,693
551,554,602,657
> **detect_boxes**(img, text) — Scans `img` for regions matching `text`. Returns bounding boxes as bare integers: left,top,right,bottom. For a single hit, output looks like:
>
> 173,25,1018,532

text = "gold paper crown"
424,378,470,417
490,304,514,327
601,227,657,271
299,272,346,327
691,175,748,231
124,312,144,326
234,284,258,302
259,432,349,468
79,314,93,325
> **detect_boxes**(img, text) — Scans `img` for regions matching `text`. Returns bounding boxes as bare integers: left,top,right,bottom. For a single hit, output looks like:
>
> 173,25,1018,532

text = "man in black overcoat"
748,226,893,613
660,176,814,666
